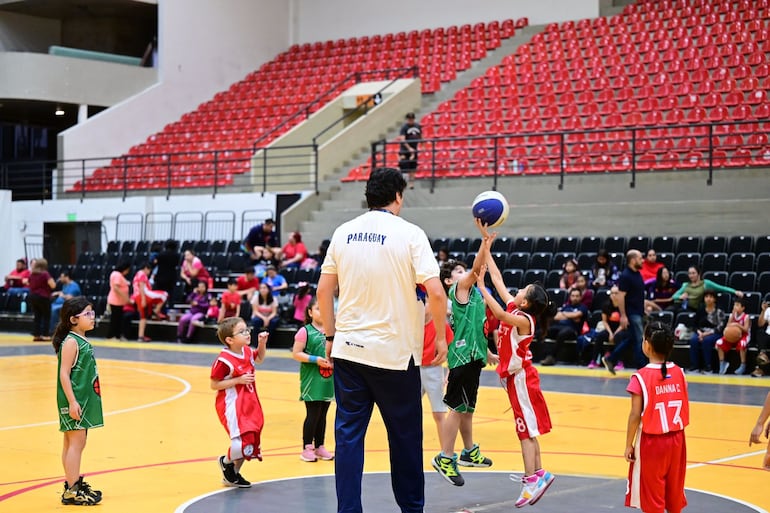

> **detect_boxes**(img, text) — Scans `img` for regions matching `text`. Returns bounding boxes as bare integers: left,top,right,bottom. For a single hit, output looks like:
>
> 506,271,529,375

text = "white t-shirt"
321,210,439,370
763,308,770,336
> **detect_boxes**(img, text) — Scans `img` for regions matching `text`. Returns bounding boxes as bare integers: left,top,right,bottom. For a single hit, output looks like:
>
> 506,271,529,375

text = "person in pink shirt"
181,250,212,293
132,262,168,342
107,261,131,340
291,282,313,325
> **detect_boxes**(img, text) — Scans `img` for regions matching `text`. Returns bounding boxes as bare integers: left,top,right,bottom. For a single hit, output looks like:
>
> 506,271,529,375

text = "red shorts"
716,335,749,351
626,430,687,513
505,365,552,440
230,430,262,461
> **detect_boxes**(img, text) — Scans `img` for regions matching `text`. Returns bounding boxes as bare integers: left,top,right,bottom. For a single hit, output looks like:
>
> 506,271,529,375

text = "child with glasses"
210,317,268,488
52,297,103,505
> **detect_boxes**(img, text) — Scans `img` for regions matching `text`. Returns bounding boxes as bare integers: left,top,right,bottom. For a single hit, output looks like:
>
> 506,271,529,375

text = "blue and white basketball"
471,190,509,228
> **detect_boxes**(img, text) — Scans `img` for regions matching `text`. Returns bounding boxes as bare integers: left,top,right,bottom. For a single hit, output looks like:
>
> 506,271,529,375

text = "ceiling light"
55,105,65,116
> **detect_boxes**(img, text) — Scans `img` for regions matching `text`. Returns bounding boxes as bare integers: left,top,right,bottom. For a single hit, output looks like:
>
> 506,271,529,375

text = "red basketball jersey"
633,363,689,435
496,305,534,378
211,346,265,439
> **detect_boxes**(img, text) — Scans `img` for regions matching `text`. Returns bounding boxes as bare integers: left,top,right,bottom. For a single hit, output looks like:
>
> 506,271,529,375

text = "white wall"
60,0,290,161
0,11,60,52
0,191,307,273
294,0,599,43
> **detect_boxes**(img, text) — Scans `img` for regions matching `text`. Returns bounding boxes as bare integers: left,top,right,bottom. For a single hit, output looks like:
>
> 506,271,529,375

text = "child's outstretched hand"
624,445,636,463
476,264,488,288
474,218,498,245
257,331,269,345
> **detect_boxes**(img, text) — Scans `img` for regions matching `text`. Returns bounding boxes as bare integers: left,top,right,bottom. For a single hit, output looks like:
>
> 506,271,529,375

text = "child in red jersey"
476,230,557,508
210,317,268,488
625,321,690,513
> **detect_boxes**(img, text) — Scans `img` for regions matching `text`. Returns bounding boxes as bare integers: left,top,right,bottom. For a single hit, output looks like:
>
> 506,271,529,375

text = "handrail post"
430,140,436,194
122,155,128,201
707,123,714,186
81,159,86,202
262,146,268,193
213,150,219,198
313,142,319,195
630,129,637,189
559,133,565,190
492,137,499,191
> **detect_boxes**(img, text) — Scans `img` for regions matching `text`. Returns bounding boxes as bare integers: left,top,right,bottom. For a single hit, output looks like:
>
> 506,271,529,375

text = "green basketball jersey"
447,283,488,369
299,324,334,402
57,332,103,431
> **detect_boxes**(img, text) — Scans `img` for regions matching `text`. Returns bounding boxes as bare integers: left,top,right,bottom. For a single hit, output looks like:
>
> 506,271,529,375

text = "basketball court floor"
2,333,768,512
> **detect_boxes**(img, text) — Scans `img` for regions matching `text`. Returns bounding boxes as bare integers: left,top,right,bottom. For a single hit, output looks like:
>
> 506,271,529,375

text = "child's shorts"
443,359,484,413
716,335,749,351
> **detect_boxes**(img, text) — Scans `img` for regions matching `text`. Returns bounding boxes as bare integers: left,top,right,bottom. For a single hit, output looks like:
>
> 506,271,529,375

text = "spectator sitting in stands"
291,282,313,326
688,290,726,374
542,288,588,366
250,282,279,341
177,281,211,343
132,261,169,342
751,300,770,377
645,266,678,313
219,278,242,322
571,273,594,310
180,249,213,293
263,265,288,297
244,217,281,262
584,285,628,369
559,258,580,290
436,247,450,267
236,269,260,301
716,298,751,375
4,258,30,295
672,265,744,312
205,297,220,325
280,231,309,269
590,249,619,291
640,249,664,282
50,271,81,332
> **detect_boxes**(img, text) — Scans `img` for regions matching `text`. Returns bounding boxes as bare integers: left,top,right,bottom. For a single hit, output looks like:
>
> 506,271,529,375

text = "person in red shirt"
280,231,309,269
236,269,260,301
640,249,664,283
625,322,689,513
219,279,242,322
210,317,268,488
4,258,30,295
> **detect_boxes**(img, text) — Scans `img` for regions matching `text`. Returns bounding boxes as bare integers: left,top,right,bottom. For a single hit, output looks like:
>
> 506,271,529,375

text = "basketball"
471,191,509,228
723,325,743,344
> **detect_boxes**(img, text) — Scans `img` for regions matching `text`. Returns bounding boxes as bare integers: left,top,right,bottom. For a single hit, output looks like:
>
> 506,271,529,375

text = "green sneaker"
432,453,465,486
458,443,493,467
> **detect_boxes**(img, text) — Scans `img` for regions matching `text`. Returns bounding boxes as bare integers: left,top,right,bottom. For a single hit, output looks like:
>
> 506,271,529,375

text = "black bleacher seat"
523,269,546,285
758,271,770,296
627,236,650,252
49,264,62,279
502,269,523,288
105,252,120,268
279,267,297,284
448,251,466,263
92,253,106,266
557,236,579,254
534,236,556,254
701,253,727,272
715,292,733,312
728,235,753,255
652,236,676,254
468,238,482,252
76,252,91,266
529,252,552,271
675,253,701,272
674,271,689,285
212,253,229,272
755,236,770,255
507,253,530,270
701,236,727,254
465,252,477,264
491,252,507,270
591,288,611,310
106,240,120,253
0,292,8,311
295,268,315,285
227,240,243,254
576,252,596,271
135,240,151,253
547,287,566,306
433,237,450,251
604,236,626,254
675,311,697,329
71,265,88,281
491,237,512,253
85,265,103,281
580,236,601,253
648,310,674,328
448,237,471,253
756,252,770,272
552,253,576,271
657,252,674,271
729,253,755,273
120,241,136,253
729,271,756,292
134,251,150,266
608,252,624,269
181,240,196,252
743,292,762,315
545,270,562,289
228,253,249,273
211,240,227,253
194,240,211,254
512,237,534,253
677,236,701,254
703,271,728,286
6,292,24,312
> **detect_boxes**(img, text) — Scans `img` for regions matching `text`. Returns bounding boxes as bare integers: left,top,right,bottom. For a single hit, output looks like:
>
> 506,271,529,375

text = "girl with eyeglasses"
52,296,103,505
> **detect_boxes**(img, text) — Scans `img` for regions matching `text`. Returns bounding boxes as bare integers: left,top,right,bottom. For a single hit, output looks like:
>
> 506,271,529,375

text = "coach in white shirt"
318,167,448,513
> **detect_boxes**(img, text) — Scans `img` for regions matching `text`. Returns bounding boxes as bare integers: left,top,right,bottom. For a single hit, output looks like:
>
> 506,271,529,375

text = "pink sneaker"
314,445,334,461
587,361,598,369
615,361,625,371
300,444,317,462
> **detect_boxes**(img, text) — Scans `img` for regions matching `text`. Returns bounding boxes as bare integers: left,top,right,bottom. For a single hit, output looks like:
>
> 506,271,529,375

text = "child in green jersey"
291,297,335,462
52,296,103,506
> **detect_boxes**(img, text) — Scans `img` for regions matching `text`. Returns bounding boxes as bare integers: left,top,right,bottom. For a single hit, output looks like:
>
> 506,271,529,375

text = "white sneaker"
529,470,555,505
514,475,539,508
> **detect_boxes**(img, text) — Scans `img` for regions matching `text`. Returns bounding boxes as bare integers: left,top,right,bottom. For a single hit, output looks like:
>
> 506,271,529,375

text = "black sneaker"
234,473,252,488
63,477,102,499
219,455,238,486
602,356,616,376
457,443,493,467
61,477,101,506
431,453,465,486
